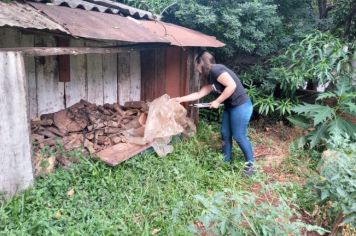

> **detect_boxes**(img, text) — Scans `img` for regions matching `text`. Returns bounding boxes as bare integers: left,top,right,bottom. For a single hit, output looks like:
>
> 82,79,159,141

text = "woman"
172,51,255,176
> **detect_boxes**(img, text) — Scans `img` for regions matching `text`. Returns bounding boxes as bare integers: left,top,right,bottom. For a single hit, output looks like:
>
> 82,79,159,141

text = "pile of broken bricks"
31,99,148,153
31,99,148,174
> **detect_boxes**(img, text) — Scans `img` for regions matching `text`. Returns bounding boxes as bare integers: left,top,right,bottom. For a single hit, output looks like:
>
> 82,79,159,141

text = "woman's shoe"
243,163,255,177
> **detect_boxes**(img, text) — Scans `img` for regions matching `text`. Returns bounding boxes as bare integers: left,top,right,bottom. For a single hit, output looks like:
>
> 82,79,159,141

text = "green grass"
1,122,326,235
0,123,260,235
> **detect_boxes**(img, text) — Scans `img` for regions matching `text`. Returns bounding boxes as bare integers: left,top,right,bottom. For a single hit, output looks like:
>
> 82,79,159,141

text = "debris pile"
31,99,148,154
31,95,196,174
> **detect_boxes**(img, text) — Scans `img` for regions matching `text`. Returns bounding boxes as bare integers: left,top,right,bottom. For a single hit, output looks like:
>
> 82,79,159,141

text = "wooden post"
188,48,199,123
0,51,33,199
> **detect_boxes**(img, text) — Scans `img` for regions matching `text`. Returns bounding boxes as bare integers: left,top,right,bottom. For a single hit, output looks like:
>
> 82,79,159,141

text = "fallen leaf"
151,228,161,235
67,188,75,197
34,155,56,176
54,211,62,219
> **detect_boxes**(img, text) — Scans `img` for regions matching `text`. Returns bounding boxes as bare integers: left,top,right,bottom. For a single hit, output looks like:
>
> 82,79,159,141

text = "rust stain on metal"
31,3,168,43
1,2,223,46
0,2,68,33
140,20,225,48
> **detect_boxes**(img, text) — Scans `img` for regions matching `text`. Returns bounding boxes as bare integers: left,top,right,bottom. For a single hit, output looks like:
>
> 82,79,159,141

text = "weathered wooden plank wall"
66,39,87,107
118,52,131,105
86,41,104,105
129,51,141,102
103,53,118,104
140,50,155,101
0,51,33,198
140,48,167,101
140,47,198,121
166,47,181,98
35,35,65,115
187,48,200,122
140,47,195,100
20,33,37,118
0,27,142,117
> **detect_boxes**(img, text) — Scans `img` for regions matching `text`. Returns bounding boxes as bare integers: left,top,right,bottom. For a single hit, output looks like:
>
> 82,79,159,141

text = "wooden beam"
0,47,136,56
0,44,168,56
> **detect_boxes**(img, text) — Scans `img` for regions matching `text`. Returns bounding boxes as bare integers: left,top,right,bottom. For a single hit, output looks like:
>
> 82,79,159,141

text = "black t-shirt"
208,64,249,108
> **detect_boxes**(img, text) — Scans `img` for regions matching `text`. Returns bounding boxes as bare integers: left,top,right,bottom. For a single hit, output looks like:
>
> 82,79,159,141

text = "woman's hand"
171,97,182,103
209,100,221,109
171,85,213,103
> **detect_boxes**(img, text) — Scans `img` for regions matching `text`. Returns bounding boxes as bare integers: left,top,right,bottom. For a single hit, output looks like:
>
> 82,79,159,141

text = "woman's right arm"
172,85,212,103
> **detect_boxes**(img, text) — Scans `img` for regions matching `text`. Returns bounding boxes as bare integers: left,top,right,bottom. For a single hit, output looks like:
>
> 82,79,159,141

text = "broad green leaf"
301,223,330,234
308,122,328,148
321,189,330,200
328,117,356,139
313,106,334,126
293,103,335,126
220,220,226,234
287,115,312,129
335,78,351,96
316,92,336,101
336,187,347,198
343,102,356,115
290,136,307,149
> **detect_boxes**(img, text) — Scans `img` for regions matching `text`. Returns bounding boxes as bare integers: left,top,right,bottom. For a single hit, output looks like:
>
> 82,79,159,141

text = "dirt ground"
250,120,324,236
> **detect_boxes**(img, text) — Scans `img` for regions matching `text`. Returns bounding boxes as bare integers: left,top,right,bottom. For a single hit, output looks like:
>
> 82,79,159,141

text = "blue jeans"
221,100,254,163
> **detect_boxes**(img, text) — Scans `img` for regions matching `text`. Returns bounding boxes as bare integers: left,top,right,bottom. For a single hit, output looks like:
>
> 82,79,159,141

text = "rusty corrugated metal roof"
32,0,154,19
82,0,154,19
0,1,68,33
31,3,168,43
140,20,225,48
0,1,224,47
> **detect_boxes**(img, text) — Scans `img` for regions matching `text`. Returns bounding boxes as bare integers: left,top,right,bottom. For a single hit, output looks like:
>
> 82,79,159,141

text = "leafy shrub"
254,96,294,117
239,69,295,118
189,189,327,236
170,0,284,58
288,78,356,148
330,0,356,39
308,143,356,233
269,31,354,96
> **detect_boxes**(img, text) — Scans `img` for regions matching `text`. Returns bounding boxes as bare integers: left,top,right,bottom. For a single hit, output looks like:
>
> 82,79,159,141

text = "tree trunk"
318,0,328,19
344,3,356,38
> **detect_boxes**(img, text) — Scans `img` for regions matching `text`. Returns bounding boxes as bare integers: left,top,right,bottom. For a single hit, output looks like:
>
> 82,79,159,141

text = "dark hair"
195,50,215,64
195,50,207,63
195,51,215,80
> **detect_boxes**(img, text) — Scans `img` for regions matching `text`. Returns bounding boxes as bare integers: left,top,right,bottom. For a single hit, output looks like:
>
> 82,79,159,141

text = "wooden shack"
0,0,224,198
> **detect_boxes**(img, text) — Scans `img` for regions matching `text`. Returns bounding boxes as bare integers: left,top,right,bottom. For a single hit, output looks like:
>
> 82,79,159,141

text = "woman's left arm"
210,72,237,108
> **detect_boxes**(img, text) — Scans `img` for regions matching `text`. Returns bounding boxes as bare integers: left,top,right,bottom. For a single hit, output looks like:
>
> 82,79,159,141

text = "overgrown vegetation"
308,141,356,234
189,189,326,235
0,123,250,235
269,32,354,96
2,0,355,234
0,123,328,235
288,78,356,148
